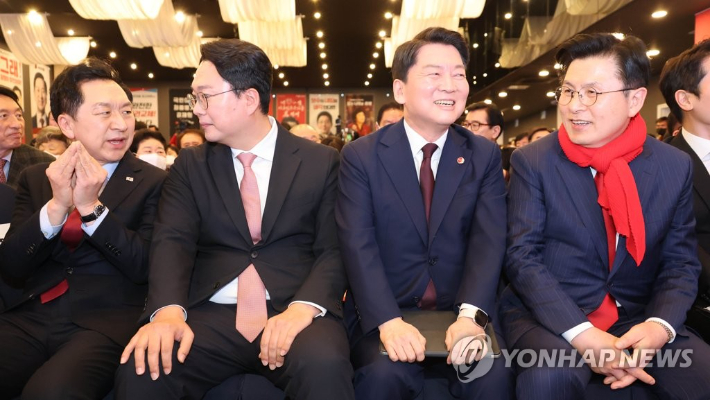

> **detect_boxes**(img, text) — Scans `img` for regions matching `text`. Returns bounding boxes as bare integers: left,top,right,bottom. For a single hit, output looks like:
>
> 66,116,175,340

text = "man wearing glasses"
500,32,710,399
115,38,353,400
462,102,504,143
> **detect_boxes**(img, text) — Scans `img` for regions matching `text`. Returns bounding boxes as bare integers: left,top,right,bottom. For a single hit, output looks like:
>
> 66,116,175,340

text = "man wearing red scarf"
500,33,710,400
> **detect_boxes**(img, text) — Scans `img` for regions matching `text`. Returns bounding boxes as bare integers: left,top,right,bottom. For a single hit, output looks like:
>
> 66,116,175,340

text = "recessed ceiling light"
316,31,324,38
322,63,328,70
318,42,325,49
373,52,379,58
110,51,117,58
473,81,477,85
174,11,186,23
370,63,376,70
148,72,154,79
647,49,660,57
482,73,488,77
513,105,521,111
323,73,329,79
498,91,508,98
130,63,137,70
320,52,326,59
325,81,330,86
35,41,41,47
379,30,387,38
504,12,512,19
284,81,289,86
274,64,279,69
546,91,555,97
68,29,75,36
484,32,488,37
384,12,393,19
472,43,479,49
367,73,372,79
6,30,12,35
90,41,96,48
365,81,370,86
375,42,383,49
651,10,667,19
611,32,625,40
554,63,562,70
484,99,492,104
314,12,321,19
278,72,285,79
495,62,501,68
539,69,550,77
28,10,43,25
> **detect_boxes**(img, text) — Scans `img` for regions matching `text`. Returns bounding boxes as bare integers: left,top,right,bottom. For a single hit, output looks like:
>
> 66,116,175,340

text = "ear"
56,114,76,140
675,89,694,112
393,79,406,105
627,87,647,117
491,125,502,140
242,88,262,115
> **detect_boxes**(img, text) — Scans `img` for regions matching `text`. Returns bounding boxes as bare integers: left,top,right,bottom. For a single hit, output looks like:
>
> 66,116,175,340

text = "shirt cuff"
458,303,483,315
562,322,594,343
81,206,109,236
646,317,676,343
150,305,188,322
289,301,327,318
39,202,66,239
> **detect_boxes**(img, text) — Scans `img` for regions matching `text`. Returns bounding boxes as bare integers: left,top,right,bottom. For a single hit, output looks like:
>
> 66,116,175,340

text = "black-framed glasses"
554,86,637,106
187,88,241,110
462,121,490,131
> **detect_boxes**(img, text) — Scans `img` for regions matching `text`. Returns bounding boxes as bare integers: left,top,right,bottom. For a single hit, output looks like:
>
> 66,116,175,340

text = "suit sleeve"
456,143,507,315
506,149,589,334
292,149,348,317
336,144,401,333
646,156,701,331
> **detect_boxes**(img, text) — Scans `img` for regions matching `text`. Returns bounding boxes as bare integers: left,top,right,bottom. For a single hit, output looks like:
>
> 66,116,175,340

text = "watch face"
474,310,488,328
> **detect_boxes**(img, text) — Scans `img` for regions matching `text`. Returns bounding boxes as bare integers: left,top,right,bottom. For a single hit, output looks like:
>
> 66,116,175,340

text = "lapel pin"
457,157,465,164
126,177,134,182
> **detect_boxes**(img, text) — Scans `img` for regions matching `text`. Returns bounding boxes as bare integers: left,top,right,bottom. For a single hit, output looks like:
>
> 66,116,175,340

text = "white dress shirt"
2,151,11,181
682,128,710,175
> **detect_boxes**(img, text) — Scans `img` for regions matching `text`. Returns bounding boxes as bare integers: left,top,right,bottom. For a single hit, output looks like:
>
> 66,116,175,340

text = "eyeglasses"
462,121,490,131
187,88,241,110
554,86,637,106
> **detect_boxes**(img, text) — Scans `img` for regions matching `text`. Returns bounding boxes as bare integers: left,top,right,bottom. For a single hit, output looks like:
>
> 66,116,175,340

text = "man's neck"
0,148,11,159
223,115,273,151
682,117,710,140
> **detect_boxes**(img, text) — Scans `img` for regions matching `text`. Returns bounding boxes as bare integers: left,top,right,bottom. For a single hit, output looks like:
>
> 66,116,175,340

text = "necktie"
40,209,81,303
587,174,619,331
235,152,268,343
0,159,6,184
418,143,438,310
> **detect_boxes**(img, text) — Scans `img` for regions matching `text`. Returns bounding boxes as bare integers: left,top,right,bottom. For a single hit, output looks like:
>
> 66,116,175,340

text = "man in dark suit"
0,58,166,399
502,33,710,400
660,39,710,341
0,86,55,190
337,27,513,400
116,38,353,400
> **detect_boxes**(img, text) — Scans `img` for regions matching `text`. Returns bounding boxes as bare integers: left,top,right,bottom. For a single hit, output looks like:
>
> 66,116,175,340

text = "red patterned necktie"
0,159,7,184
40,209,81,303
235,153,268,343
586,174,619,331
418,143,438,310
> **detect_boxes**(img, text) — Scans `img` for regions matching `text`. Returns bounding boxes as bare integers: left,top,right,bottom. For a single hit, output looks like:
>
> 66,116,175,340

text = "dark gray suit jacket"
6,144,55,190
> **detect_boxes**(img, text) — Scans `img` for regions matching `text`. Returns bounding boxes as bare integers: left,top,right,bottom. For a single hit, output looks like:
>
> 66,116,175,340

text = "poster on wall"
345,94,375,137
169,88,199,136
308,94,339,136
29,64,51,131
130,88,159,127
275,94,306,125
0,48,24,115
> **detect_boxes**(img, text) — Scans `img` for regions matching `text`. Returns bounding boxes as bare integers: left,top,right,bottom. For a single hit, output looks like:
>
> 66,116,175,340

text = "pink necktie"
235,152,268,343
0,159,6,184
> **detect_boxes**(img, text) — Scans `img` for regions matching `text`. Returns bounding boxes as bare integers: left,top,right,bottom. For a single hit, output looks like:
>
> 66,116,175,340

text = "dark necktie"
418,143,438,310
0,159,6,184
40,209,81,303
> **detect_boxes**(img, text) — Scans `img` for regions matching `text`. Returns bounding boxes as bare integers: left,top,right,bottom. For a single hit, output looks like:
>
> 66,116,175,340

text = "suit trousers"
0,294,122,400
351,327,515,400
115,301,355,400
512,308,710,400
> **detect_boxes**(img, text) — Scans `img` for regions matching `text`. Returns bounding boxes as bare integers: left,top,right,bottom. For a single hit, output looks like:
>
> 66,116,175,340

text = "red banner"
275,94,307,124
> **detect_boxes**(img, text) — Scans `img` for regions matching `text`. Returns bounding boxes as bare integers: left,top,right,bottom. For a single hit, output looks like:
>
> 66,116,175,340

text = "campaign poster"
308,94,339,135
275,94,307,125
131,88,159,127
345,94,375,137
0,49,23,111
29,64,51,132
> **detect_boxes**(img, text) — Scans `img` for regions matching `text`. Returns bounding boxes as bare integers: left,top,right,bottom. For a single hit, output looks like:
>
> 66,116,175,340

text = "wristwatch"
458,308,489,330
80,204,106,223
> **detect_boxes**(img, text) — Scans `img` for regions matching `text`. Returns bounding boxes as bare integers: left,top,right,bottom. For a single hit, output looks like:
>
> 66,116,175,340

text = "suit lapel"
99,153,144,210
378,122,428,245
261,129,301,243
428,129,470,246
555,148,609,266
673,134,710,213
207,143,253,245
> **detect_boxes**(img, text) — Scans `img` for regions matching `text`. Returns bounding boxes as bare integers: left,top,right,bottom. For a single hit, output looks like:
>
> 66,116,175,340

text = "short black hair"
467,102,504,132
50,57,131,119
555,33,650,90
316,111,332,123
130,128,167,153
200,39,272,114
514,132,529,144
177,128,206,149
0,85,21,108
659,39,710,124
376,102,403,125
392,27,469,82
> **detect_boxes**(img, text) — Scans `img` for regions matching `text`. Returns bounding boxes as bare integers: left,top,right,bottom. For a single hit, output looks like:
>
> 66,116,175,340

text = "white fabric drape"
565,0,631,15
384,16,460,67
400,0,485,19
262,41,307,67
218,0,295,23
154,37,217,69
237,18,304,50
118,0,197,48
0,13,90,65
69,0,164,20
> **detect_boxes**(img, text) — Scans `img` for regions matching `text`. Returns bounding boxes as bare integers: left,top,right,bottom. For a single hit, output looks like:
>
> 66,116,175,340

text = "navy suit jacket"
501,131,701,348
337,120,507,340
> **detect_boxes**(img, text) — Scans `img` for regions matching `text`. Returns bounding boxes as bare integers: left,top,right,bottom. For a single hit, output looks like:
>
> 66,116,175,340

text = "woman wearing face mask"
130,128,173,170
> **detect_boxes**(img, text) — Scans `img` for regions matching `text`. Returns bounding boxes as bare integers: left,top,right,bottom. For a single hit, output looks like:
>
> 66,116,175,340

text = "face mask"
656,128,667,136
138,153,167,170
166,154,176,167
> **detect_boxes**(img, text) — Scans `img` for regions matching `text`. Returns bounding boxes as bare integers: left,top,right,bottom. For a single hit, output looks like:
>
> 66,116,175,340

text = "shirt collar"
103,161,119,180
403,119,448,158
682,128,710,161
230,116,278,162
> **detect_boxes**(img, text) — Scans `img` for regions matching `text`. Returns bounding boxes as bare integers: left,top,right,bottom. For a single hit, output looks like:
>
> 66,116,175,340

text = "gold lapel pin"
126,177,134,182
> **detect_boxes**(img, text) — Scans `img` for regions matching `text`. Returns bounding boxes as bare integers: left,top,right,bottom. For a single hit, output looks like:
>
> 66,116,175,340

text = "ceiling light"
278,72,285,79
373,52,379,58
367,73,372,79
484,33,488,37
498,91,508,98
320,52,326,58
539,69,550,77
68,29,75,36
379,30,387,38
651,10,667,19
495,62,501,68
376,42,383,49
193,73,196,78
174,11,186,23
272,94,276,98
473,81,477,85
484,99,492,104
6,30,11,35
472,43,479,49
546,91,555,97
130,63,137,70
196,30,203,37
384,12,393,19
274,64,279,69
164,51,170,57
325,81,330,86
284,81,289,86
473,75,476,80
370,63,376,70
647,49,660,57
90,41,97,48
504,12,512,19
28,10,43,25
110,51,117,58
322,63,328,70
553,63,562,70
316,30,324,38
513,105,521,111
341,93,344,97
318,42,325,49
148,72,154,79
314,12,321,19
365,81,370,86
611,32,625,40
482,73,488,77
323,73,329,79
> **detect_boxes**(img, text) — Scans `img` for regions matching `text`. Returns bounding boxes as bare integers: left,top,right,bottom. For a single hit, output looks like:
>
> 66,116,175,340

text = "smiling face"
34,76,47,114
559,55,646,148
136,137,166,156
0,95,24,157
316,114,332,135
393,43,469,138
57,79,134,164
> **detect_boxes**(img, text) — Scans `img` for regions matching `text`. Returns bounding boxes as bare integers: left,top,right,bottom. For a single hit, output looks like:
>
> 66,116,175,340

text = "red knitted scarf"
558,114,646,265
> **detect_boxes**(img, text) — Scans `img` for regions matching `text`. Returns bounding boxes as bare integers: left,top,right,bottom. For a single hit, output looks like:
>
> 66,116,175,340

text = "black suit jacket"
143,126,347,321
670,133,710,296
0,153,166,345
6,144,55,190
